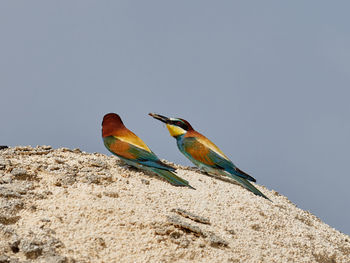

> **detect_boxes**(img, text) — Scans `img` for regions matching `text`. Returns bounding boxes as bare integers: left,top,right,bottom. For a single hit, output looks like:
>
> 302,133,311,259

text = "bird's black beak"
149,113,171,124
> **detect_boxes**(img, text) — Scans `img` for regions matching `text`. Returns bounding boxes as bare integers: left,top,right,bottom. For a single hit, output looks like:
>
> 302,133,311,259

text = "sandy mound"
0,146,349,262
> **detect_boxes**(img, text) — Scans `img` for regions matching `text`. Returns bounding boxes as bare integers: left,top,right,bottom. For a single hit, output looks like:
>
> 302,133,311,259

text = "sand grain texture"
0,146,349,262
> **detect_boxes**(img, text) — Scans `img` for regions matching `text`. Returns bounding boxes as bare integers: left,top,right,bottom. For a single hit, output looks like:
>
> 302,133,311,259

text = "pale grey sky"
1,1,350,234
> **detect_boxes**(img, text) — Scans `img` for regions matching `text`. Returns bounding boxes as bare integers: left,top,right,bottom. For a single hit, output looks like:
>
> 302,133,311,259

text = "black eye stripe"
173,121,187,130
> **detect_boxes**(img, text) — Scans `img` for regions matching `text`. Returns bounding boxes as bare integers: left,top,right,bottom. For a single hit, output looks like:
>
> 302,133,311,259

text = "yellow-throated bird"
149,113,268,199
102,113,194,189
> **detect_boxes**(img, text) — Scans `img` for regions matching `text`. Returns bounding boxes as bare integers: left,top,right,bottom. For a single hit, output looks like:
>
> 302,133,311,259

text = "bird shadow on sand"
185,167,242,187
119,162,240,188
120,164,194,189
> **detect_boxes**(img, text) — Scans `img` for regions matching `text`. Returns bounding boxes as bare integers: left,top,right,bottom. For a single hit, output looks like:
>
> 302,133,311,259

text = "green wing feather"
224,171,270,200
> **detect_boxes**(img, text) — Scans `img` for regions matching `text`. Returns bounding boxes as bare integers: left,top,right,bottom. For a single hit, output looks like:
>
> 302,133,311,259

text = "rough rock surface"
0,146,349,262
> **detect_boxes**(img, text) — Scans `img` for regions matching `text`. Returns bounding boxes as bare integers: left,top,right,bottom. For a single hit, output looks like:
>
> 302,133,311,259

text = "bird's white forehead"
170,118,178,121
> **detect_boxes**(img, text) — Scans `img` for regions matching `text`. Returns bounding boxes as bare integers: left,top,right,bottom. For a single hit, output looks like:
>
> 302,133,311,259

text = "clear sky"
1,1,350,234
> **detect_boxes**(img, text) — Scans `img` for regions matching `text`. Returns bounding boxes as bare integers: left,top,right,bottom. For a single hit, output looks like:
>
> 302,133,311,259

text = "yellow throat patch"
166,124,186,137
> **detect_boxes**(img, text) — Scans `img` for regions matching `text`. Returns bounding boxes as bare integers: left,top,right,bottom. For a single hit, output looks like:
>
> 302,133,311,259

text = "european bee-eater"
149,113,269,199
102,113,194,189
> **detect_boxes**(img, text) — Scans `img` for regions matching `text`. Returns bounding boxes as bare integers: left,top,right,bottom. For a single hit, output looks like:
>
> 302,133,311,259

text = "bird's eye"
176,121,187,130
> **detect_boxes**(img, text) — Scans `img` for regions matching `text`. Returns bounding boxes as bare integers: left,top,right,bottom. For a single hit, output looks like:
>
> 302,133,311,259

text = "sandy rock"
38,255,69,263
54,175,76,187
0,146,349,262
0,187,22,199
0,200,24,225
11,169,28,178
0,157,10,170
0,255,20,263
19,239,44,259
0,173,13,184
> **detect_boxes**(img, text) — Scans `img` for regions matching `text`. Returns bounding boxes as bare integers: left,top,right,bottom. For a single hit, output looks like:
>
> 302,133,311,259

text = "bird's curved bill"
148,113,171,124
